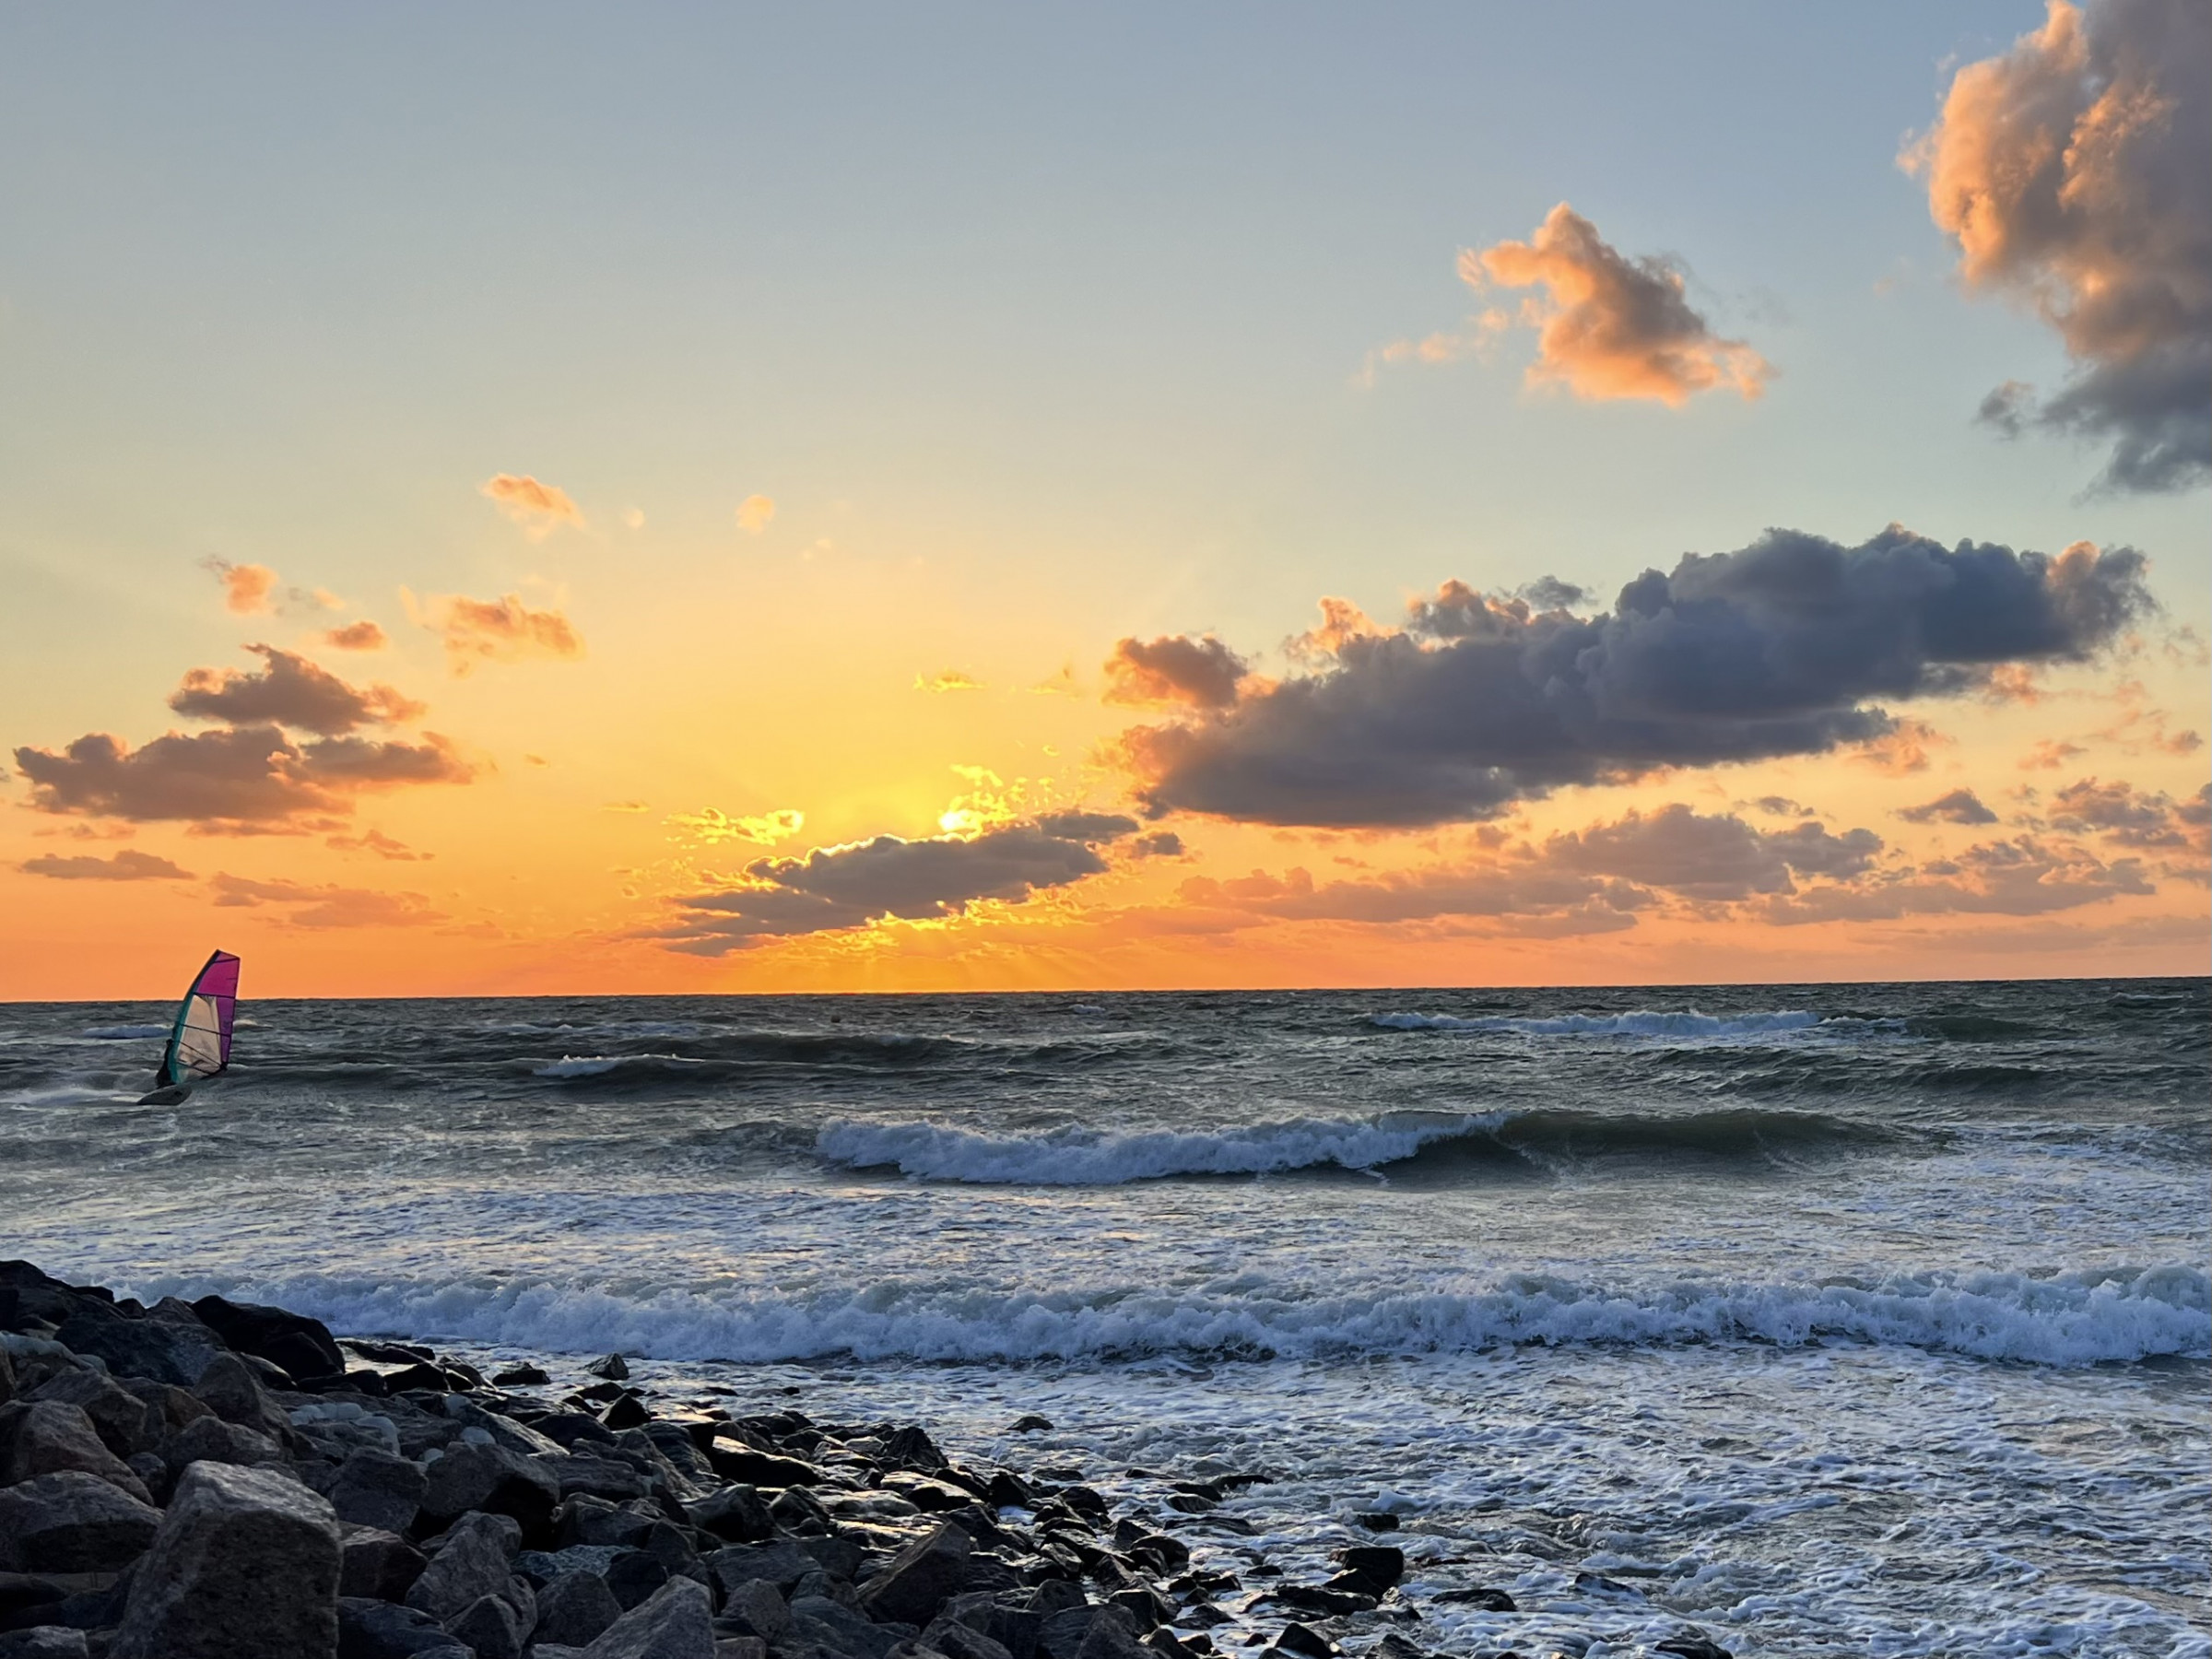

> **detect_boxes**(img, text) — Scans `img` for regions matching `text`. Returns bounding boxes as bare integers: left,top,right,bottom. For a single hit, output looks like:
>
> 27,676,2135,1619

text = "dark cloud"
1899,788,2001,825
1132,830,1185,858
2048,776,2203,848
1760,835,2153,924
1102,636,1248,710
653,817,1142,954
1912,0,2210,492
1125,526,2151,828
1175,863,1639,935
168,646,423,735
18,849,194,881
1543,805,1880,900
1753,794,1818,818
209,874,442,928
1519,576,1588,611
14,724,473,830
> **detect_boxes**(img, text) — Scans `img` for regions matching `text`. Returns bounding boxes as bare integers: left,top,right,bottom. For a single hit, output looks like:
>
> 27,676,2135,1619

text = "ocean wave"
1371,1008,1826,1039
79,1025,169,1041
226,1261,2212,1370
533,1053,706,1079
817,1107,1897,1184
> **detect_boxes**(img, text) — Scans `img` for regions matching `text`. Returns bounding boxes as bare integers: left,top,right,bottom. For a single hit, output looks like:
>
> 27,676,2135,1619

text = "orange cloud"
481,473,584,535
1462,204,1772,406
323,620,389,652
1102,636,1250,710
19,849,194,881
414,593,585,673
325,828,430,861
209,873,443,928
169,646,423,735
2021,737,2089,771
206,559,278,615
1850,718,1950,776
736,494,776,535
915,671,983,693
1907,0,2210,491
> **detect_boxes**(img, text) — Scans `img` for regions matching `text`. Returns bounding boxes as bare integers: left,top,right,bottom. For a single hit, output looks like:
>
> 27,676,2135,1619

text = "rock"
1072,1606,1149,1659
1334,1547,1402,1590
0,1401,154,1501
985,1470,1037,1510
329,1448,429,1534
701,1540,818,1598
188,1294,347,1382
1369,1635,1428,1659
577,1575,713,1659
119,1378,213,1439
606,1550,671,1611
404,1511,522,1622
416,1441,559,1539
535,1412,622,1452
492,1364,550,1387
448,1593,527,1659
800,1534,865,1581
1653,1639,1733,1659
546,1453,653,1503
437,1395,566,1458
159,1412,284,1477
712,1640,766,1659
335,1597,472,1658
924,1613,1017,1659
585,1355,631,1382
1265,1586,1374,1618
0,1631,89,1659
1350,1513,1398,1533
879,1425,947,1471
858,1521,972,1626
790,1593,905,1659
191,1351,284,1432
602,1394,651,1431
1271,1627,1335,1659
768,1486,832,1535
1432,1587,1514,1612
703,1442,822,1488
24,1368,154,1459
0,1471,162,1571
719,1577,794,1643
688,1485,773,1544
520,1544,629,1583
50,1306,221,1388
1008,1416,1053,1434
554,1494,661,1551
340,1527,428,1601
380,1364,451,1394
534,1571,624,1648
110,1461,342,1659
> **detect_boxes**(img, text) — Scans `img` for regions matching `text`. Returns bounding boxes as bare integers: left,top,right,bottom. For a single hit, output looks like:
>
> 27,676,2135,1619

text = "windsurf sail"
156,949,240,1090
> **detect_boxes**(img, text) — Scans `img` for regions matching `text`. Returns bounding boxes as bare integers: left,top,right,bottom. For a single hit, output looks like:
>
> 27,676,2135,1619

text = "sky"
2,0,2206,998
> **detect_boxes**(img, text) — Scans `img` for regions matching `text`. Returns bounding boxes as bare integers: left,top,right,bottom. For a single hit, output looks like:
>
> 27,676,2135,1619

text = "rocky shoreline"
0,1262,1734,1659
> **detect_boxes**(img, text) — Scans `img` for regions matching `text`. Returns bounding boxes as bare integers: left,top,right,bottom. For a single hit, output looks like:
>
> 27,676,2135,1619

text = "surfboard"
138,949,240,1104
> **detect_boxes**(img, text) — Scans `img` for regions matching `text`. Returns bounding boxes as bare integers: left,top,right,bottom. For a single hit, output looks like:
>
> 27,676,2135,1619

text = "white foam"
817,1113,1485,1183
533,1053,701,1078
1372,1008,1826,1038
253,1261,2210,1370
79,1025,169,1040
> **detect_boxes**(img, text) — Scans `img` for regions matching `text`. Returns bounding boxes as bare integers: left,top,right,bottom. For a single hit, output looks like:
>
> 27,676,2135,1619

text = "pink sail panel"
165,949,241,1084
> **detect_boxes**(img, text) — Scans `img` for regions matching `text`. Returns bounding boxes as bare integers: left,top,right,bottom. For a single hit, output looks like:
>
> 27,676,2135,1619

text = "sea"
2,978,2206,1658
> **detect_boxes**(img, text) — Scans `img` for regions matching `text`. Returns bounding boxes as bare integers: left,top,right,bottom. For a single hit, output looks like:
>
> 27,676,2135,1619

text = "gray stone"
547,1453,653,1502
0,1343,15,1404
790,1594,906,1659
336,1597,472,1658
719,1577,793,1644
50,1307,221,1388
111,1461,342,1659
191,1351,279,1430
688,1484,773,1543
924,1613,1018,1659
712,1640,766,1659
448,1593,526,1659
159,1411,284,1477
533,1571,624,1647
404,1510,520,1622
555,1494,662,1550
118,1377,213,1439
418,1441,559,1537
0,1470,162,1571
329,1448,428,1534
339,1527,428,1601
436,1395,565,1457
858,1523,972,1628
520,1543,629,1583
0,1401,154,1501
0,1630,89,1659
701,1539,817,1598
25,1367,154,1458
577,1574,714,1659
1073,1608,1148,1659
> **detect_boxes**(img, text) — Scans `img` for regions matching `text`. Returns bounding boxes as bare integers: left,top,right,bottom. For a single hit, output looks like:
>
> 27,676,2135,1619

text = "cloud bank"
416,594,585,673
168,646,423,735
18,849,194,881
1123,525,2152,828
1911,0,2210,491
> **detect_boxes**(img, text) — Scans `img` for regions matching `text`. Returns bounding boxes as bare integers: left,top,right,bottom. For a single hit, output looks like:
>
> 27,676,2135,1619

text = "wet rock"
534,1571,625,1648
1433,1587,1515,1612
924,1613,1017,1659
435,1395,564,1458
110,1461,341,1659
687,1484,772,1545
1334,1547,1402,1591
1271,1626,1335,1659
0,1630,89,1659
718,1576,794,1644
491,1365,549,1387
192,1351,284,1431
335,1597,472,1659
791,1593,906,1659
1008,1416,1054,1434
329,1448,428,1534
1350,1513,1398,1533
576,1575,713,1659
769,1485,834,1535
339,1527,428,1602
344,1340,435,1367
159,1412,284,1477
404,1511,522,1623
0,1402,154,1501
23,1368,154,1459
546,1453,653,1504
1265,1585,1374,1618
0,1471,162,1571
1369,1635,1429,1659
119,1378,212,1440
585,1355,631,1382
50,1306,220,1388
379,1364,451,1395
603,1394,651,1431
704,1442,823,1488
800,1534,866,1581
190,1294,347,1382
1653,1638,1732,1659
858,1521,972,1627
449,1593,527,1659
416,1441,559,1539
1072,1606,1149,1659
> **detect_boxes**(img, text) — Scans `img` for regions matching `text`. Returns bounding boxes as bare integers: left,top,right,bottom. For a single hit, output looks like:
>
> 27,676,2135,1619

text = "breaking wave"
216,1262,2211,1370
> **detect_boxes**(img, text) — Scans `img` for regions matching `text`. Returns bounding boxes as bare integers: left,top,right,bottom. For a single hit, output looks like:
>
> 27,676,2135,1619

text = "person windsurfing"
138,949,241,1104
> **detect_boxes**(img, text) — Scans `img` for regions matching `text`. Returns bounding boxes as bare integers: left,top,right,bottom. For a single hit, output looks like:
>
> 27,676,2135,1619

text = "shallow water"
3,978,2206,1655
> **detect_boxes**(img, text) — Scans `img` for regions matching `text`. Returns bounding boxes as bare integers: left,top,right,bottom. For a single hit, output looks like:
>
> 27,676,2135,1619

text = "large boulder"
789,1594,906,1659
0,1401,154,1501
417,1442,559,1540
688,1484,773,1543
189,1294,346,1382
532,1571,623,1648
0,1630,90,1659
110,1461,342,1659
158,1412,285,1477
50,1305,221,1388
700,1539,816,1598
403,1510,524,1623
575,1576,713,1659
0,1469,162,1571
335,1598,471,1659
191,1352,288,1437
24,1368,154,1459
857,1521,972,1627
328,1448,428,1534
447,1593,527,1659
340,1526,429,1601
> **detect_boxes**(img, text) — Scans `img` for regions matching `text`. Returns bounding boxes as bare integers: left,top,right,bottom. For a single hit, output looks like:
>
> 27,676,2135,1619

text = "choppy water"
3,979,2206,1656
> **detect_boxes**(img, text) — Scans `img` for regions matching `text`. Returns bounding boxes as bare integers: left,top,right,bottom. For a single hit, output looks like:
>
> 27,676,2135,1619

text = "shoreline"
1,1258,1742,1659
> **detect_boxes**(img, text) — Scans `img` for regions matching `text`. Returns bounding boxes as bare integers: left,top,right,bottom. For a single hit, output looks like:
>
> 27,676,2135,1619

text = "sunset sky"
4,1,2205,998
